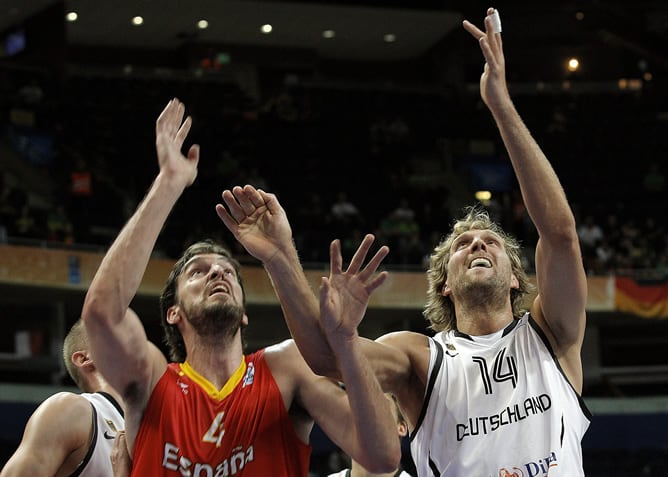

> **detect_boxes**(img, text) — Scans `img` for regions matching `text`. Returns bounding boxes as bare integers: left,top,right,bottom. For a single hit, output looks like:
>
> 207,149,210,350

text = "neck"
184,335,244,389
453,286,515,336
90,376,125,409
350,461,400,477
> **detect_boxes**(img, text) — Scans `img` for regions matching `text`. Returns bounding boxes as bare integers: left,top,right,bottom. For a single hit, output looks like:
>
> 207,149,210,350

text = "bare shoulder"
264,339,311,379
377,330,430,350
23,391,93,451
36,392,92,422
375,330,431,375
263,338,302,365
2,392,94,476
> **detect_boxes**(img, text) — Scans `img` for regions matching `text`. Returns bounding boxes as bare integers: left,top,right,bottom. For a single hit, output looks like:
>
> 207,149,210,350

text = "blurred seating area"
1,65,666,276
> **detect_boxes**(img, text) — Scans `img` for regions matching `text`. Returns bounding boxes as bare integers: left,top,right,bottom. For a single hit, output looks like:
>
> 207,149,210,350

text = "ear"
72,349,94,371
242,313,249,327
166,305,181,325
441,281,451,297
397,420,408,437
510,273,519,290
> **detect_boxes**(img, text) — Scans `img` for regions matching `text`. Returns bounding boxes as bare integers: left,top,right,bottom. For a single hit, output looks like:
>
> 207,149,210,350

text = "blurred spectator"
642,162,665,194
47,204,75,244
68,157,94,243
594,238,615,274
14,204,39,238
577,215,604,270
330,191,364,236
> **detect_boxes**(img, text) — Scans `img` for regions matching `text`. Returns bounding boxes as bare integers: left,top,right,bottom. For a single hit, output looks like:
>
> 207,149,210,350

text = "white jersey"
71,392,124,477
409,313,590,477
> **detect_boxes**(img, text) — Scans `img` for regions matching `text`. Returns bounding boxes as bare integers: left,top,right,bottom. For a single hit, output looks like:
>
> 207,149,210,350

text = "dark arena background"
0,0,667,475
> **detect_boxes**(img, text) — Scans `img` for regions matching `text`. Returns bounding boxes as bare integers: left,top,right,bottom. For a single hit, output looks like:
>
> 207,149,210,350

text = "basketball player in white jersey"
219,7,590,477
1,319,127,477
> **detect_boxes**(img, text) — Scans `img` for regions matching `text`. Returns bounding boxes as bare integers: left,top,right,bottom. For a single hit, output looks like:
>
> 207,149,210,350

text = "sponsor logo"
242,362,255,387
445,343,459,357
177,378,189,395
103,431,116,440
497,451,558,477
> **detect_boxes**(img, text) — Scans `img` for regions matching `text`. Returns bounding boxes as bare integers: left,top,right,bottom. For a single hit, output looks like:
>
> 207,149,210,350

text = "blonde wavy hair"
424,206,533,332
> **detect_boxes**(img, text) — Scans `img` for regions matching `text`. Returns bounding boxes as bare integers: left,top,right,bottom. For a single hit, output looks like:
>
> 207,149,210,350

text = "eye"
223,269,235,277
455,240,469,250
189,268,204,277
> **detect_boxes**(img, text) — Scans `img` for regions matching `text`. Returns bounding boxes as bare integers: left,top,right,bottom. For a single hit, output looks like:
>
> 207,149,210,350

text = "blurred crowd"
1,66,666,275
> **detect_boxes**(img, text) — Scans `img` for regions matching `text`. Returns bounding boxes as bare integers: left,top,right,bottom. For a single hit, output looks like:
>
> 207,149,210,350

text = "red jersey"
131,350,311,476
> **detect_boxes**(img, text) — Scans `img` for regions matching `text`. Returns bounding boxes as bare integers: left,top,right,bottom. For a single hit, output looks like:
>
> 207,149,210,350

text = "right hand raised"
155,98,200,189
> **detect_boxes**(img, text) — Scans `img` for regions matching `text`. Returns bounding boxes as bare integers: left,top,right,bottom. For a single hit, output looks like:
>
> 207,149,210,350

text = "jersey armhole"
409,338,444,442
69,402,97,477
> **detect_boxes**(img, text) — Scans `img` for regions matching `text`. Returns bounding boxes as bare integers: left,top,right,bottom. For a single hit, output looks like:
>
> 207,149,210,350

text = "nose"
208,262,225,279
470,236,487,251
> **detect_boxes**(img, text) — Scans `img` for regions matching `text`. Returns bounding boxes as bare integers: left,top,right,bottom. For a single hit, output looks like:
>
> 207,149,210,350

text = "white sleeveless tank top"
71,392,125,477
409,313,590,477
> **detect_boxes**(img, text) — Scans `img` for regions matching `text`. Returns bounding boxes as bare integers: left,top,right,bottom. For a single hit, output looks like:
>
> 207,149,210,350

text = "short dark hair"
63,319,87,389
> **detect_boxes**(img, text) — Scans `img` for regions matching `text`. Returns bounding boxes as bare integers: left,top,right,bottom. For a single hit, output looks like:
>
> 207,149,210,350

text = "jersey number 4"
203,412,226,447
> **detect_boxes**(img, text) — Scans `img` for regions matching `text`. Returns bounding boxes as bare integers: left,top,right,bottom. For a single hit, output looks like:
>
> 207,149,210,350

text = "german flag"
615,275,668,318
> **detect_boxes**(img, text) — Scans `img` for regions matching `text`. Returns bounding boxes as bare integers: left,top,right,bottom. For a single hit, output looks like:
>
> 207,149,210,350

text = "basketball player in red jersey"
82,98,400,476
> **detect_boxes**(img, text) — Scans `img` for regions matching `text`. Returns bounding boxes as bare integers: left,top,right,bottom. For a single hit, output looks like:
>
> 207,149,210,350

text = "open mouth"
208,284,230,296
469,257,492,269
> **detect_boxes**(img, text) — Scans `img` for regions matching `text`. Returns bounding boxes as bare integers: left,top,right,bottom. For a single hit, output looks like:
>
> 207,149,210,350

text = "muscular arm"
217,187,415,384
267,341,400,474
0,393,92,477
81,99,198,430
463,10,587,389
217,185,333,373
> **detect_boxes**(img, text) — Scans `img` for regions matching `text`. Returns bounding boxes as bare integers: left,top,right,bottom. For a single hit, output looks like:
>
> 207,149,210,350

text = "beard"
457,271,510,308
182,299,245,341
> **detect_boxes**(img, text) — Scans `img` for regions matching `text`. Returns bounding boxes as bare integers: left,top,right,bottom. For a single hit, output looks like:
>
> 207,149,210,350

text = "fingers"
366,270,389,295
462,19,484,40
347,234,375,275
462,8,502,41
319,276,331,304
329,239,343,275
218,185,266,224
361,245,390,282
175,115,192,148
257,189,281,214
215,202,239,235
187,144,200,163
463,9,503,71
156,98,188,139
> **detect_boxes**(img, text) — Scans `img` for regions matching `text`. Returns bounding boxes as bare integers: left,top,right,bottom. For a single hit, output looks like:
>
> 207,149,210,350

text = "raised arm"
314,242,401,471
463,9,587,386
216,184,334,372
81,99,199,408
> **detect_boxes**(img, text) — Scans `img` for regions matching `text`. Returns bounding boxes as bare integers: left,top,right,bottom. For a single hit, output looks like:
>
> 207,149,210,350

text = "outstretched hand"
216,185,292,263
320,234,389,342
462,7,510,111
155,98,200,188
